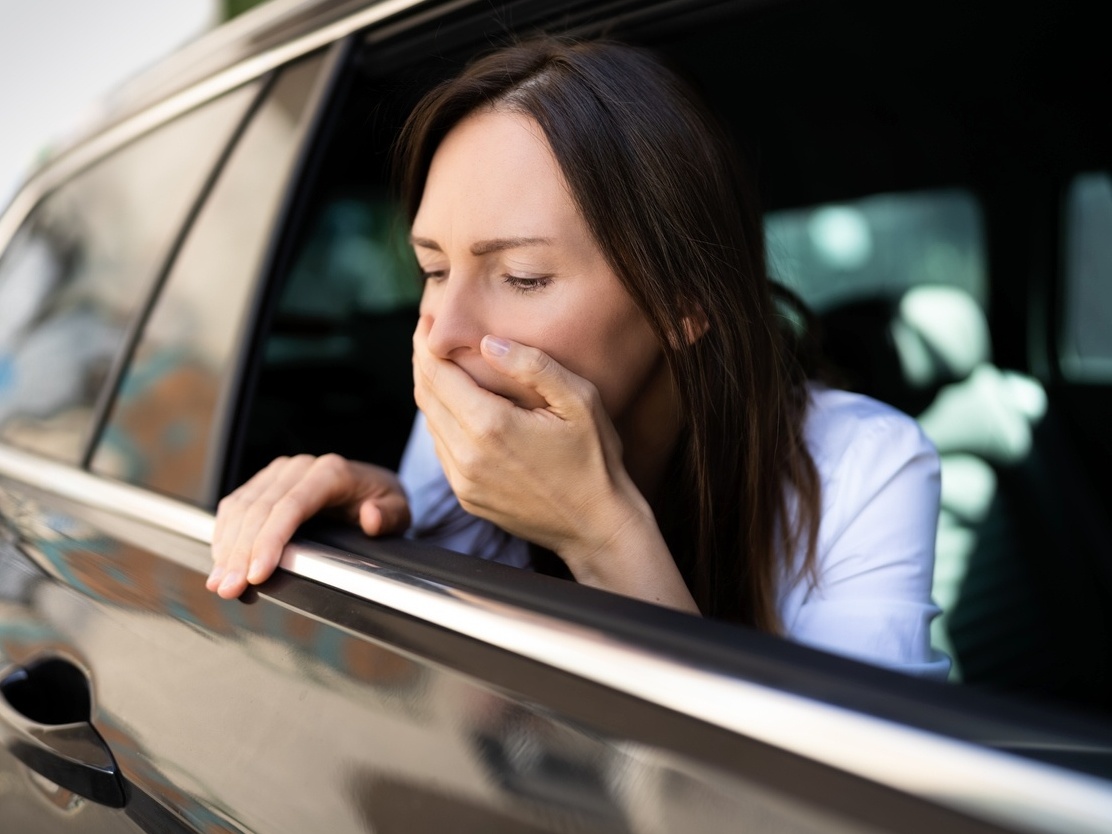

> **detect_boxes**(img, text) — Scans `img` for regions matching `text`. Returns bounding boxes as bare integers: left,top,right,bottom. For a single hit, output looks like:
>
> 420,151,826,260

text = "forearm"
558,500,700,615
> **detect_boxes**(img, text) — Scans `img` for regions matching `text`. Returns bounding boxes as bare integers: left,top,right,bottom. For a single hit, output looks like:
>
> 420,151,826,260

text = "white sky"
0,0,219,208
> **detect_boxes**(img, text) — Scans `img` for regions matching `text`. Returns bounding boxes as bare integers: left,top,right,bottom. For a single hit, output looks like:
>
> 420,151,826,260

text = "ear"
680,302,710,345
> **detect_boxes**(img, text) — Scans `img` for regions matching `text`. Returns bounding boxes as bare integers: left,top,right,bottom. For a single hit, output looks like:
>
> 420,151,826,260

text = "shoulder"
780,385,948,678
803,385,940,530
800,383,940,560
803,384,937,481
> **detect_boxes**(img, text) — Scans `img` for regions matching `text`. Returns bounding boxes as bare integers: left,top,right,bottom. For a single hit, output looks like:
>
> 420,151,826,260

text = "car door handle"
0,657,126,808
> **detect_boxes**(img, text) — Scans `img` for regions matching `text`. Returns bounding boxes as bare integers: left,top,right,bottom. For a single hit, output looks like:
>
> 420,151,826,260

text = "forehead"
414,108,583,241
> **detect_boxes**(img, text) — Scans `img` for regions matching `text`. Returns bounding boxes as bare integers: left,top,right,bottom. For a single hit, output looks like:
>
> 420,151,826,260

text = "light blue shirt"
399,386,950,680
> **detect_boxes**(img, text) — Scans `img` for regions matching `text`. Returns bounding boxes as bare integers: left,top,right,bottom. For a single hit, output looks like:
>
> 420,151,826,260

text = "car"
2,0,1112,831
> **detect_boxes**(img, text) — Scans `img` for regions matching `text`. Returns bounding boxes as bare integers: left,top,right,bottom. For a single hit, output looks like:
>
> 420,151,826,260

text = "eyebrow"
409,235,553,256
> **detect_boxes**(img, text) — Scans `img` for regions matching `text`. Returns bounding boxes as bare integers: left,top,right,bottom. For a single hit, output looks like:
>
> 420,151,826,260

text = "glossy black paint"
0,477,1017,834
0,659,125,807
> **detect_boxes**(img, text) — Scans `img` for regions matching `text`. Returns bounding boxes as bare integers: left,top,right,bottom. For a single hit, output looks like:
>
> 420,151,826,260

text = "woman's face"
411,108,664,420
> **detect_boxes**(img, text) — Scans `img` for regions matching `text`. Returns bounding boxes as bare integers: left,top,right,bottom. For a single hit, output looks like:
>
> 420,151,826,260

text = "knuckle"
524,349,550,377
315,453,347,477
580,379,602,407
471,411,505,445
252,533,284,561
454,448,484,481
262,456,293,477
271,493,305,520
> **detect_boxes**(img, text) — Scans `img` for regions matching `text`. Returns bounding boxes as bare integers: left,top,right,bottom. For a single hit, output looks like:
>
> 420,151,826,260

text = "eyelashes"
502,274,553,294
418,268,553,295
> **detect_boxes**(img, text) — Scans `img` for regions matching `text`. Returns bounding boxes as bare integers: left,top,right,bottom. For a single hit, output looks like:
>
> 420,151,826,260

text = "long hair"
396,37,821,632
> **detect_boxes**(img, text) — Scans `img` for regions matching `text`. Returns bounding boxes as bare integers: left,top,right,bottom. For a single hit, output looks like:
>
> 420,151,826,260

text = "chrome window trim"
0,0,431,258
1,442,1111,834
0,444,213,544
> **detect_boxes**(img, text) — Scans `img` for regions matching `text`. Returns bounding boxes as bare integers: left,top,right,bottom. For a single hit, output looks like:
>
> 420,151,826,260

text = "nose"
420,274,488,359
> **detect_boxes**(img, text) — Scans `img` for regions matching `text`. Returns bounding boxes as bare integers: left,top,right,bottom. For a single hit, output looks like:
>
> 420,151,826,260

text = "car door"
0,40,341,832
0,53,271,832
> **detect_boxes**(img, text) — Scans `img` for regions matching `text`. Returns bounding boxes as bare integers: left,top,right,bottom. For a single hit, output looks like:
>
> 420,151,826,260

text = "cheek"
539,311,662,419
590,334,663,417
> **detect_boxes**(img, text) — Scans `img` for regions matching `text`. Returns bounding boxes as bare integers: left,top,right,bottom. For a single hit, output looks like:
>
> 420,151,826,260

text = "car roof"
40,0,430,169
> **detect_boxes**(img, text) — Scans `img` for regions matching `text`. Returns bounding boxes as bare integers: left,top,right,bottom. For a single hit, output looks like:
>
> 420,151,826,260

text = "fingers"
209,456,310,595
412,319,498,415
209,455,413,599
480,335,596,419
209,454,349,599
413,321,510,453
358,490,411,536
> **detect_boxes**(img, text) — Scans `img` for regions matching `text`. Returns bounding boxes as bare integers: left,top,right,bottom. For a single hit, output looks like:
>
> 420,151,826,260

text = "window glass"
765,190,986,312
1061,172,1112,380
91,54,329,504
0,83,258,463
233,68,423,483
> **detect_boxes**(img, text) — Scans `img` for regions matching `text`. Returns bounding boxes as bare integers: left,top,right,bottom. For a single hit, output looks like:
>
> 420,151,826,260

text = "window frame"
1056,170,1112,383
0,77,271,468
85,45,349,508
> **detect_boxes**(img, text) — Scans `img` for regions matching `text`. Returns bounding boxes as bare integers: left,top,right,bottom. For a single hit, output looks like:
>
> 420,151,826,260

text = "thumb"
358,492,411,536
481,335,590,415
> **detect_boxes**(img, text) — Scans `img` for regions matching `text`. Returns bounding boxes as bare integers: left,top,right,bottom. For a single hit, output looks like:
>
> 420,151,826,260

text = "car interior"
225,0,1112,721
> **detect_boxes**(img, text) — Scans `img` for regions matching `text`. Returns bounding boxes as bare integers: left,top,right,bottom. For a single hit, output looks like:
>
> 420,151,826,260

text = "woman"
208,37,947,678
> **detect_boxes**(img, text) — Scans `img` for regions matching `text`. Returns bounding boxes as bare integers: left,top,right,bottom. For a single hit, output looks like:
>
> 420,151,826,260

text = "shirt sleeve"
782,392,951,680
397,411,532,569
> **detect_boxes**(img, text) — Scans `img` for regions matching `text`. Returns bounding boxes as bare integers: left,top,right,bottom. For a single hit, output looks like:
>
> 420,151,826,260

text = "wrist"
555,488,700,615
557,478,651,570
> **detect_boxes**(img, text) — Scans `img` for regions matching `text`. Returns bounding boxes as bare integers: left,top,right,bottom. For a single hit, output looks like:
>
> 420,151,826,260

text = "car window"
1060,171,1112,381
224,3,1112,729
0,82,259,464
90,53,331,505
230,67,423,484
765,189,987,313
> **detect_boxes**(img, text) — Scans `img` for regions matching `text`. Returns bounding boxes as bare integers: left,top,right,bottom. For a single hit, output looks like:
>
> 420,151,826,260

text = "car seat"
820,286,1112,710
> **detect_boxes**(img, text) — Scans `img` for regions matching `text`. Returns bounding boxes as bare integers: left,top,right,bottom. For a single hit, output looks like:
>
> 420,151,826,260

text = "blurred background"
0,0,271,209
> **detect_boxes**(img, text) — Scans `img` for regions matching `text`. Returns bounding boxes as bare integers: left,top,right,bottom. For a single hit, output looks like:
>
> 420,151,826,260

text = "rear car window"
765,189,986,312
90,54,330,505
1060,171,1112,381
0,83,259,463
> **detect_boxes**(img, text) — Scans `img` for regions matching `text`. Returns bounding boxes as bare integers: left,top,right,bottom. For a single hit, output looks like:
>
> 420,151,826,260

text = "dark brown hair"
396,37,820,632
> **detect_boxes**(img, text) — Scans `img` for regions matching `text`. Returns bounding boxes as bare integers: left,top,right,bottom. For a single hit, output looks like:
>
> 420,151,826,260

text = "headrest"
820,285,988,416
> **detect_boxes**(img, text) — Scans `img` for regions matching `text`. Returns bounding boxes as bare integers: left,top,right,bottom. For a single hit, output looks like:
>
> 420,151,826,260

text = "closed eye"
503,274,552,294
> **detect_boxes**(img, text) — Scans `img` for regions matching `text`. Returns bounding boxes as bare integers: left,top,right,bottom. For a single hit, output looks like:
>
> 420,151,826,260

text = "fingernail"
483,336,510,357
219,571,242,595
206,566,224,588
246,562,264,584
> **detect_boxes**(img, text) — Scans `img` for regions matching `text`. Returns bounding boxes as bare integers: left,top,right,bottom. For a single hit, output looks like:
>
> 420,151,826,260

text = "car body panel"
0,454,1019,834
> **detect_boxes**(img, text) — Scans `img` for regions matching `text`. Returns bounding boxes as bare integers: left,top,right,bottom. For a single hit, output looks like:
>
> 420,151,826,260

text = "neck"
615,357,683,504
